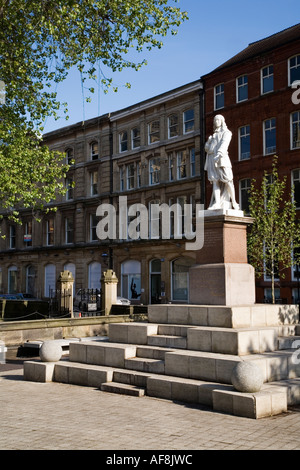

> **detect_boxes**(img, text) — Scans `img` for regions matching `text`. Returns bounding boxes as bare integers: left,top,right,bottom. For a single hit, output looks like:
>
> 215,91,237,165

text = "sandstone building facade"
0,80,204,306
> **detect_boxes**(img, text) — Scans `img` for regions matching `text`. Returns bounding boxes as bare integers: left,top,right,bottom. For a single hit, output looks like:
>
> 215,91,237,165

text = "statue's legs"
209,181,221,209
227,181,240,210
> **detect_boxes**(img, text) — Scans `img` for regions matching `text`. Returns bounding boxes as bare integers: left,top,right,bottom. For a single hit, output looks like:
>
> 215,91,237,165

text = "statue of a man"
204,115,239,210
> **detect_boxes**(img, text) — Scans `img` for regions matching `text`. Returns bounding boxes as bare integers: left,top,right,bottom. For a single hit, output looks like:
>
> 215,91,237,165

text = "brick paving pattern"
1,364,300,451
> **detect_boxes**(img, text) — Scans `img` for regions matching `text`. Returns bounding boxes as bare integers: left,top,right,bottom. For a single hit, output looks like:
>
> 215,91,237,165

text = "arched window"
44,264,56,297
171,257,195,302
88,262,101,289
121,260,141,300
26,265,36,296
8,265,17,294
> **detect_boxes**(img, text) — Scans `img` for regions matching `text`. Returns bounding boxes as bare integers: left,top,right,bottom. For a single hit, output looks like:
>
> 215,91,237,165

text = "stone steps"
23,358,300,418
23,302,300,419
67,340,300,384
109,322,296,356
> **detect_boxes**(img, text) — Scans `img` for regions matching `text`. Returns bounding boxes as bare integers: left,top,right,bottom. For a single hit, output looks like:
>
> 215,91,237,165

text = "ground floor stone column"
189,209,255,306
101,269,118,315
57,270,74,317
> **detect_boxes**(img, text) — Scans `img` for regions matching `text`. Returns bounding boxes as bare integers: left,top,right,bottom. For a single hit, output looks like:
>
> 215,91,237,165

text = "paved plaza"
1,356,300,452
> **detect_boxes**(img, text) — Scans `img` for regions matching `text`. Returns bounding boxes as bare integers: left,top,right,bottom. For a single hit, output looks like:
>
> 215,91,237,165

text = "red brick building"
202,23,300,303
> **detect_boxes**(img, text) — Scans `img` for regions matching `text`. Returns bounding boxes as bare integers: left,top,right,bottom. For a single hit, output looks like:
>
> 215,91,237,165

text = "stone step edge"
55,359,300,406
110,322,298,333
24,360,300,418
100,382,145,397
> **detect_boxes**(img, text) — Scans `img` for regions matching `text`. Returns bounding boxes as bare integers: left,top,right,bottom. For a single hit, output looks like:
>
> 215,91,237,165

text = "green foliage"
247,157,300,303
0,0,187,222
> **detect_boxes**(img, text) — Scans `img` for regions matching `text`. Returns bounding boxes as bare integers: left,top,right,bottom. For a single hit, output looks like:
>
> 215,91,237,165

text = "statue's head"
213,114,227,131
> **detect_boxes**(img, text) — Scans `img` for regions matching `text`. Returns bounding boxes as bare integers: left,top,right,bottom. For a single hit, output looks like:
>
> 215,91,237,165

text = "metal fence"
49,288,72,318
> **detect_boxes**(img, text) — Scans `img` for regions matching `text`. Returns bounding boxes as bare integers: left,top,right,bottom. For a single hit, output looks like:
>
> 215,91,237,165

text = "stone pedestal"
101,269,118,316
58,270,74,317
189,210,255,306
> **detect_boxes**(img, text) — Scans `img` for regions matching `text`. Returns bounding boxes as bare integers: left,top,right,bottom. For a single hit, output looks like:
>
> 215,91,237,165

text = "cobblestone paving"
1,365,300,451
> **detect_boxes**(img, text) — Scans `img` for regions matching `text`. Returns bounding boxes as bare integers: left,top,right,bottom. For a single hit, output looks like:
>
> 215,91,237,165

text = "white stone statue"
204,115,239,211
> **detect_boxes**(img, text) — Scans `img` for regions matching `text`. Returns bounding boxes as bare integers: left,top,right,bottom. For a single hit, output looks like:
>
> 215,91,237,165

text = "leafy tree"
247,157,300,304
0,0,187,221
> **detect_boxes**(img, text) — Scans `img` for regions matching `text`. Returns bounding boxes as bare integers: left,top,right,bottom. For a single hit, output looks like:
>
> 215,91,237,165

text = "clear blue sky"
43,0,300,133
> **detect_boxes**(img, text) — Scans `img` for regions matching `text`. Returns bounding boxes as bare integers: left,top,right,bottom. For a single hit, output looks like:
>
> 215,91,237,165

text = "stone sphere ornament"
39,340,62,362
231,361,264,393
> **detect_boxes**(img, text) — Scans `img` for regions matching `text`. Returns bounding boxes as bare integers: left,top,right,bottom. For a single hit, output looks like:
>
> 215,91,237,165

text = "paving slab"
2,367,300,450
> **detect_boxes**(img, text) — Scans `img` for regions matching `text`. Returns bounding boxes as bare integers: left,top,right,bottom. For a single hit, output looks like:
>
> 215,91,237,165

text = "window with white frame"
90,141,98,160
190,148,196,176
237,75,248,102
183,109,195,133
26,265,35,296
168,114,179,138
88,262,101,289
239,178,251,214
65,217,74,244
126,163,135,190
214,83,224,110
149,158,160,185
148,120,160,144
66,177,74,200
289,55,300,85
291,111,300,149
9,225,16,249
264,118,276,155
239,125,250,160
292,169,300,209
119,131,128,152
90,214,98,241
44,264,56,297
261,65,274,94
46,219,54,246
121,260,141,301
90,170,98,196
8,265,17,294
177,151,187,179
131,127,140,149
